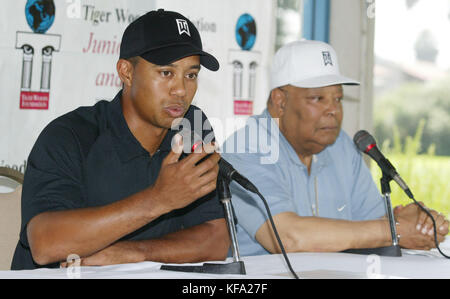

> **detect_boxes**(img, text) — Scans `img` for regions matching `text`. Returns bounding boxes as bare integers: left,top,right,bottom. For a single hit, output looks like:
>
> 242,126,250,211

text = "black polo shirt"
11,91,224,270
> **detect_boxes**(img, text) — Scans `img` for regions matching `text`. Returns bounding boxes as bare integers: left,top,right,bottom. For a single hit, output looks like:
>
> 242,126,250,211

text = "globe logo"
235,13,257,51
25,0,55,34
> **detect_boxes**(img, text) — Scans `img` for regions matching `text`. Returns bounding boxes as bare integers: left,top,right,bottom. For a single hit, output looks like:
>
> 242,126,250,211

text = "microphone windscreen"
353,130,376,153
176,129,203,154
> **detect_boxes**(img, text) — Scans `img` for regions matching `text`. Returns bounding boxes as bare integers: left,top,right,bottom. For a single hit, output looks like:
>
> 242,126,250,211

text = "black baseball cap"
119,9,219,71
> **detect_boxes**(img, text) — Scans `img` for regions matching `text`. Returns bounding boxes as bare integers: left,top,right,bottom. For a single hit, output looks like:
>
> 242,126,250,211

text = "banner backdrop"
0,0,276,179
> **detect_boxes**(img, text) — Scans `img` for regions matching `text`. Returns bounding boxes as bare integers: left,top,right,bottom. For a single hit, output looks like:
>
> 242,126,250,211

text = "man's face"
127,55,201,129
278,84,344,156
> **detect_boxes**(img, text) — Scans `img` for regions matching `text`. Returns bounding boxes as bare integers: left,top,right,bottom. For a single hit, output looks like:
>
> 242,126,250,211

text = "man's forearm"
27,187,164,266
142,218,230,263
256,212,392,253
78,218,230,266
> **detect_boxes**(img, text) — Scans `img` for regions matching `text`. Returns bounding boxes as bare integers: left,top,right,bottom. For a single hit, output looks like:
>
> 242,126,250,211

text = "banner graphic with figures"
0,0,276,182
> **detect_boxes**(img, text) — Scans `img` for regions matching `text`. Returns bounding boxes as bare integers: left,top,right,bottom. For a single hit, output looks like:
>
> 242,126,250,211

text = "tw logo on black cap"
176,19,191,36
119,9,219,71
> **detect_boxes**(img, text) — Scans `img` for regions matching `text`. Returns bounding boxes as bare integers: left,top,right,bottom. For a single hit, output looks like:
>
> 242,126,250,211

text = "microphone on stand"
161,130,248,275
218,159,259,194
174,129,299,278
352,130,450,259
353,130,413,199
178,129,259,194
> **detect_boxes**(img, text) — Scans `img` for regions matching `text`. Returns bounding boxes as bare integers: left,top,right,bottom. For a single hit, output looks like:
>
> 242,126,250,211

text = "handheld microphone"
177,130,259,194
353,130,413,199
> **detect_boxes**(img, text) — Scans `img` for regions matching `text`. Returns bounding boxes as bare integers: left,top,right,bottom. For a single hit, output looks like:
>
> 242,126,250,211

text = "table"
1,239,449,279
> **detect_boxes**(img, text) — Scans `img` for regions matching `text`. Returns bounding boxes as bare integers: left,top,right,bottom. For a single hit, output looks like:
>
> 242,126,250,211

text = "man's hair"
267,86,288,108
126,56,139,67
266,93,272,106
119,57,140,89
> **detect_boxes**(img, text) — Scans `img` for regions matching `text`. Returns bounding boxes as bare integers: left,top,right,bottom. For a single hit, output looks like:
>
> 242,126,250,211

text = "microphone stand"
344,171,402,257
380,172,401,249
160,175,246,275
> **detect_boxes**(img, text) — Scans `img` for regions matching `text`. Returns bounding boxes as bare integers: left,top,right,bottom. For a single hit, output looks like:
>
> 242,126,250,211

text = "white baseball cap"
270,40,360,90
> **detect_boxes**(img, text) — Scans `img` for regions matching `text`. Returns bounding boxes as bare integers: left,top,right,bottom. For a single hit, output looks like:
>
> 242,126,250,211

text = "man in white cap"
221,40,448,256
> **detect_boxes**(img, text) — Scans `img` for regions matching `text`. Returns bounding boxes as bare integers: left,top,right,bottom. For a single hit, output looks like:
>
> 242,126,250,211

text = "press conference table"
1,239,449,279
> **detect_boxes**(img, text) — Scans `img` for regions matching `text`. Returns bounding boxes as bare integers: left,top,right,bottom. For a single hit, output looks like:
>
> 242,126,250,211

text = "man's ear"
116,59,134,87
270,88,287,117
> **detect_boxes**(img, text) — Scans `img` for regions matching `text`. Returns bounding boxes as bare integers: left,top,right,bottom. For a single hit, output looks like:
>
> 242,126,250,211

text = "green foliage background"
372,77,450,224
374,76,450,156
370,153,450,220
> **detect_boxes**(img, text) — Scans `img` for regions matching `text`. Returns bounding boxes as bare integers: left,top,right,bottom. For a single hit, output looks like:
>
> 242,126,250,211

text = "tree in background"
406,0,420,9
415,30,439,64
374,76,450,156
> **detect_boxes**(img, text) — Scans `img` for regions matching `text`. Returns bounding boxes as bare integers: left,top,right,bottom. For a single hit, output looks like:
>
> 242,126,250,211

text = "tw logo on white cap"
176,19,191,36
269,40,359,89
322,51,333,66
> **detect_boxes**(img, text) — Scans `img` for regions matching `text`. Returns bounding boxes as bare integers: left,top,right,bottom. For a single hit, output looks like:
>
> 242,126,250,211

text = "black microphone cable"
221,160,300,279
218,160,300,278
176,130,300,278
253,189,300,279
401,191,450,259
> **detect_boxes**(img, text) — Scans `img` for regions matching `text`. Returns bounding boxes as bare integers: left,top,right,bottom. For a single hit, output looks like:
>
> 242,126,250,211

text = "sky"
375,0,450,70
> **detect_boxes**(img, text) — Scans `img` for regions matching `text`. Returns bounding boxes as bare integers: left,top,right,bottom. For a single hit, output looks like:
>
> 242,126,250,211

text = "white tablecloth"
1,239,449,279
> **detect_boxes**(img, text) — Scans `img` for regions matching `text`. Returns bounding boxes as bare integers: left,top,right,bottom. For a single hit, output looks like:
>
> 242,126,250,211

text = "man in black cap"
11,9,229,270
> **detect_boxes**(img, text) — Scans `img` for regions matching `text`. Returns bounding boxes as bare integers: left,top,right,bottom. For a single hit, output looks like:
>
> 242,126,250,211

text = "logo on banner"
235,14,256,51
322,51,333,66
15,0,61,110
230,13,259,116
176,19,191,36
